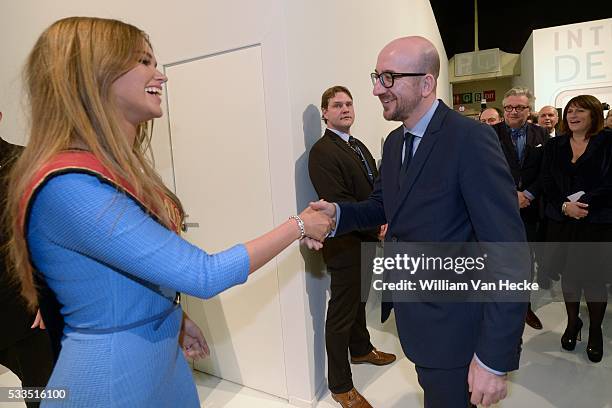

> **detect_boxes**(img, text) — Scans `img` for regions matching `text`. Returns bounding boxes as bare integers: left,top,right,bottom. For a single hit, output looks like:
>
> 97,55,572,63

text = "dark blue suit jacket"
337,101,528,371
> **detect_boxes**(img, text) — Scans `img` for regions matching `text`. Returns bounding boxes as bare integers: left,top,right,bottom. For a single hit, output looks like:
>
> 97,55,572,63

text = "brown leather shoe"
331,388,373,408
525,307,543,330
350,348,396,366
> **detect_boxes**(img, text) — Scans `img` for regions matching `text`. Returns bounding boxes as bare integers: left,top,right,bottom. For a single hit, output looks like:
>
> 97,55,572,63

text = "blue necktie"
348,136,374,183
401,132,416,175
511,128,525,162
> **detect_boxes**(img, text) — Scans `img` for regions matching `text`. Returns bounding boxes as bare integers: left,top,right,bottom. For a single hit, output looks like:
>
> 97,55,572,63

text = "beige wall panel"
165,45,287,398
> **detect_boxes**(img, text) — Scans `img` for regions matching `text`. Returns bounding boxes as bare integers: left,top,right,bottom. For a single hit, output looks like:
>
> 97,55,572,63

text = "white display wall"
525,18,612,110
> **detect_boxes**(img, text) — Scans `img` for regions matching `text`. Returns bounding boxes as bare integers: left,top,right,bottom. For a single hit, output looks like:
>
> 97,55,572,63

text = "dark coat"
308,129,379,269
542,129,612,223
337,101,527,372
0,137,31,349
493,122,549,224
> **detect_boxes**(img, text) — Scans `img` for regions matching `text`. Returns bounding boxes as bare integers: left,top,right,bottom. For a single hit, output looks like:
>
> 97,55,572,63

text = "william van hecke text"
372,279,539,291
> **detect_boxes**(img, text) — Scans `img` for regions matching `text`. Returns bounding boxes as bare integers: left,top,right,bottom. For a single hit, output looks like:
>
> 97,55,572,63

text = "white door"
165,44,288,398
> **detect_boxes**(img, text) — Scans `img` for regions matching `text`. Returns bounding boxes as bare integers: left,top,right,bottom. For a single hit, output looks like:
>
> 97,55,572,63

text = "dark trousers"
415,365,476,408
523,220,540,279
326,264,373,394
0,329,54,408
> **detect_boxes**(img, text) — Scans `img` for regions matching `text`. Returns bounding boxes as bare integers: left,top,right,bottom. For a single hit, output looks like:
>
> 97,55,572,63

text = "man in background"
308,86,395,408
537,105,559,137
479,107,503,125
493,88,549,330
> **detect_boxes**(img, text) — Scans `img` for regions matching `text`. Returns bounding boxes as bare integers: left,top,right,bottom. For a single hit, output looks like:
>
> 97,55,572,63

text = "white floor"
1,299,611,408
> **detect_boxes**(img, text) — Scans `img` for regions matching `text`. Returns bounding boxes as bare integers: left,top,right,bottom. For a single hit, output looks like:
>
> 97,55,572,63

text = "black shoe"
587,326,604,363
525,308,543,330
561,317,583,351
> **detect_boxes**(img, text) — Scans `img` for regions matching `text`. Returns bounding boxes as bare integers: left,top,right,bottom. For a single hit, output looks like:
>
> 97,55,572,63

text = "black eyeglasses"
503,105,529,113
371,71,427,88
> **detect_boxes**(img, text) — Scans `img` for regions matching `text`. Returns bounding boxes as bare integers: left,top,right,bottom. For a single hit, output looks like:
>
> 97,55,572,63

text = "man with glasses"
493,87,549,331
308,86,395,408
307,37,527,407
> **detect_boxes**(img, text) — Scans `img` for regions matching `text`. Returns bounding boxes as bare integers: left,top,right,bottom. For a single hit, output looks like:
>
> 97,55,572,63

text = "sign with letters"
483,90,495,102
532,18,611,107
453,91,494,105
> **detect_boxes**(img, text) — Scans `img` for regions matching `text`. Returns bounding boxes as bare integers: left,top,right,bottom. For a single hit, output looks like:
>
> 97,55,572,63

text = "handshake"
297,200,337,250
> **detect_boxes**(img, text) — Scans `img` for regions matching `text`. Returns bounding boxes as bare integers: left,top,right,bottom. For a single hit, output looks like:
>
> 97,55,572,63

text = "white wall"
0,0,287,144
282,0,448,398
512,33,535,98
0,1,447,405
284,0,449,162
531,18,612,110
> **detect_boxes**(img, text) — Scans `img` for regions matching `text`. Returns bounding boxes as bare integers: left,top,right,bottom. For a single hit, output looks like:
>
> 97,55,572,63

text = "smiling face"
371,37,438,129
373,53,423,125
503,95,531,129
565,104,592,135
110,43,167,135
322,91,354,133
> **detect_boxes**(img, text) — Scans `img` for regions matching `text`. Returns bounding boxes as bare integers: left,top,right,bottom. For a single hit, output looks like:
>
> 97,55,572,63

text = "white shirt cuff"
327,203,341,238
474,354,506,376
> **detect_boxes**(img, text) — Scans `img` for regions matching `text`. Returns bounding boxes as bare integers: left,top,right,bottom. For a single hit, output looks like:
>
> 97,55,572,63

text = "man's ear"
421,74,436,97
321,108,328,122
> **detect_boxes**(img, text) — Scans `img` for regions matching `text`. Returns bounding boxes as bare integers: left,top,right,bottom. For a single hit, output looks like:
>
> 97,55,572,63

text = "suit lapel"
326,129,371,182
575,130,605,166
354,138,377,185
383,127,404,218
388,104,447,223
499,126,520,165
523,124,538,164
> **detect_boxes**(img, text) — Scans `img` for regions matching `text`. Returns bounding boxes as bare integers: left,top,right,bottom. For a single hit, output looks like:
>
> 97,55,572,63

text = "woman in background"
7,17,331,407
541,95,612,363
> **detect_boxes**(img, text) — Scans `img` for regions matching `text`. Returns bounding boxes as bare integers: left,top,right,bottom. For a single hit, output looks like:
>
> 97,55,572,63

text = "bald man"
479,107,502,125
309,37,527,407
537,105,559,137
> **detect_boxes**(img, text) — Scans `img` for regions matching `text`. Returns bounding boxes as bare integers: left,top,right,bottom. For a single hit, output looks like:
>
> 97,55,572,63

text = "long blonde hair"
7,17,182,310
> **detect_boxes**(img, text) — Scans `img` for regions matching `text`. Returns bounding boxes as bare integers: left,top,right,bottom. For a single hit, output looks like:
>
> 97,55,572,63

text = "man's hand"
564,201,589,219
309,199,337,220
299,205,334,241
517,191,531,209
299,199,338,250
378,224,388,241
301,237,324,250
468,357,508,407
180,315,210,360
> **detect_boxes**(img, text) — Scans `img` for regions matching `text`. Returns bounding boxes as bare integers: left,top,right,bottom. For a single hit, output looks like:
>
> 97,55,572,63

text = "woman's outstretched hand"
299,203,335,241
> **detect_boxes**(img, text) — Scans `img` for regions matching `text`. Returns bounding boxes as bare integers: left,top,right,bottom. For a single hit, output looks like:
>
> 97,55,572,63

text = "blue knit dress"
27,173,250,407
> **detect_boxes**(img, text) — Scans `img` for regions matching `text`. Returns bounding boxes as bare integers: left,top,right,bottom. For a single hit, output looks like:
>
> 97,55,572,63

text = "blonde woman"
7,17,331,406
